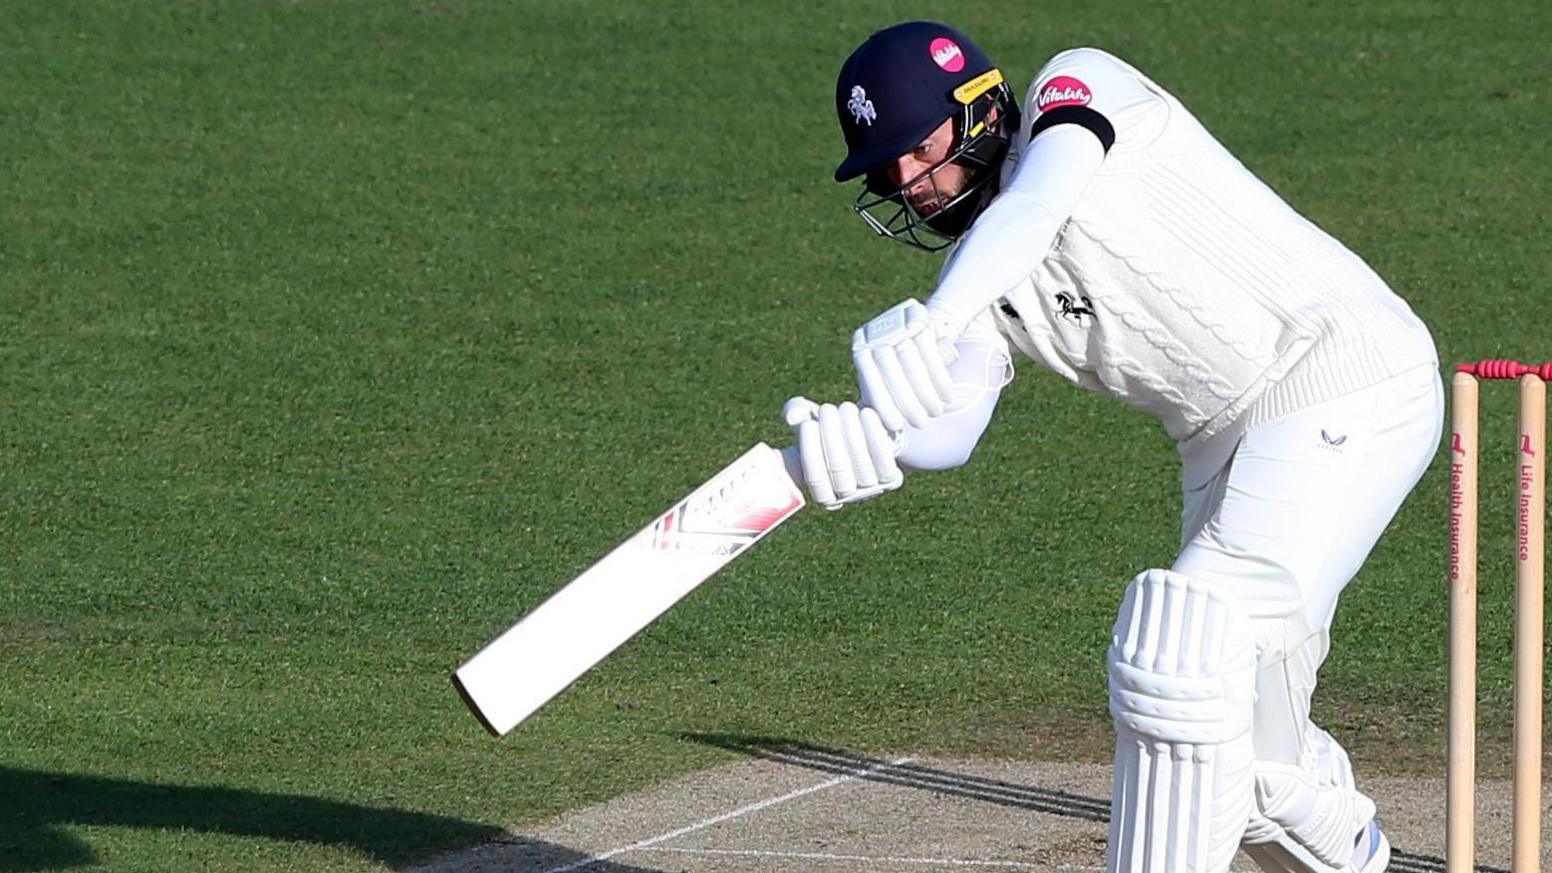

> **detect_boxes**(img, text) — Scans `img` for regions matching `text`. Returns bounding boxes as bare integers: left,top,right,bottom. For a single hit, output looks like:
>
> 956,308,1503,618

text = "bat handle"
778,444,804,484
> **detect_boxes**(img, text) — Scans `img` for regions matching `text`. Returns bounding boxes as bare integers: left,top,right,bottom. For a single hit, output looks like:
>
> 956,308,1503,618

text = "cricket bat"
452,442,806,736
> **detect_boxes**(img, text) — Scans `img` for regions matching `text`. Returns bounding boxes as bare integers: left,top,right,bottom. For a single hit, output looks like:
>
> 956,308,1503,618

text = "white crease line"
639,851,1260,873
635,845,1055,868
539,754,917,873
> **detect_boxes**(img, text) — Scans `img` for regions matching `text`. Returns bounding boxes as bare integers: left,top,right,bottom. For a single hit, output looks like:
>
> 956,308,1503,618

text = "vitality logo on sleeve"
1036,75,1092,111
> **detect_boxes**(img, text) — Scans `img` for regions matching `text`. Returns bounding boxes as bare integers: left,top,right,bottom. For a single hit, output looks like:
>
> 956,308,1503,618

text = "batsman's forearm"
896,376,1002,470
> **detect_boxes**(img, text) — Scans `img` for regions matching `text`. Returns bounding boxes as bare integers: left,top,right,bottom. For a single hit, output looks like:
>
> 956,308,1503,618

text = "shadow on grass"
0,765,662,873
683,734,1498,873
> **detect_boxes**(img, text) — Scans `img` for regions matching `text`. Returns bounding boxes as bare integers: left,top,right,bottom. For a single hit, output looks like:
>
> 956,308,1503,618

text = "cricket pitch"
411,741,1531,873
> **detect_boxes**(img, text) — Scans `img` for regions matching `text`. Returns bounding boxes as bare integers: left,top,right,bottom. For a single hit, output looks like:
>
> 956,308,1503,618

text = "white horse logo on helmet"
847,86,877,126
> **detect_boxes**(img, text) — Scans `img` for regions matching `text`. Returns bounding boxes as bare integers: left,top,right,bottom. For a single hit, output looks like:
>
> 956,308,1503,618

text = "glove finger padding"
838,402,877,490
892,341,947,421
793,416,837,508
851,298,958,432
912,327,957,403
861,406,902,489
873,345,931,428
816,402,859,498
852,335,906,434
782,395,902,511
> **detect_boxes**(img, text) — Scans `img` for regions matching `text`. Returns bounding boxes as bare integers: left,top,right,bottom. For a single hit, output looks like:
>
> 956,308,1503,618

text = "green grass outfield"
3,1,1549,870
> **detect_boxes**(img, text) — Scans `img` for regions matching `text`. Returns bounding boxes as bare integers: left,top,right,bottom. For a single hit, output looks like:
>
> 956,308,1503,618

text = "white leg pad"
1241,727,1379,873
1107,569,1258,873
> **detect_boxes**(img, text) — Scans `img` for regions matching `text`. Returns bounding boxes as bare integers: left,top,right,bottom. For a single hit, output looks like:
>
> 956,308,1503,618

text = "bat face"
453,443,805,736
645,455,803,556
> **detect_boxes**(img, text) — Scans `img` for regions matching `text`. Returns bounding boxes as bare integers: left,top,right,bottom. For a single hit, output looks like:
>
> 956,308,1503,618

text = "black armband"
1030,106,1116,153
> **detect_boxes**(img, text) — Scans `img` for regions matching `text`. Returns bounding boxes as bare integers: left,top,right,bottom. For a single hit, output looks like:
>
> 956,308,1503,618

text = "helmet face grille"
848,84,1017,252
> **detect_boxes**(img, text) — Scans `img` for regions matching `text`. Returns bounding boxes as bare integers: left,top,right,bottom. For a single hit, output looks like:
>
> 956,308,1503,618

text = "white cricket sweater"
924,48,1436,481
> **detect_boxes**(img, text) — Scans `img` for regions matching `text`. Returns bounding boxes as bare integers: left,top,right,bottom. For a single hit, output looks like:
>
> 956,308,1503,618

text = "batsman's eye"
865,170,896,198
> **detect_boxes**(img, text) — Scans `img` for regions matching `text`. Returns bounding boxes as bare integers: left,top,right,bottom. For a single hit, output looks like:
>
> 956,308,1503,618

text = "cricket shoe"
1350,820,1390,873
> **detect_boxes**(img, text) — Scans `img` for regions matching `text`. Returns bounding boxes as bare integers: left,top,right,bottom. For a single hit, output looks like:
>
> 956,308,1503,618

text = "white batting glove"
782,396,902,511
852,299,958,433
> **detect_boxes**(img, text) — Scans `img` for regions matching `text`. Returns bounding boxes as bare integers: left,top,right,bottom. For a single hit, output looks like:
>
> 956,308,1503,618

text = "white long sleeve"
925,122,1107,336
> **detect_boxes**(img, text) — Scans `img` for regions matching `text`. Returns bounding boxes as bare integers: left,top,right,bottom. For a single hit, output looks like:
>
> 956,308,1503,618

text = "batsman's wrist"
924,297,971,342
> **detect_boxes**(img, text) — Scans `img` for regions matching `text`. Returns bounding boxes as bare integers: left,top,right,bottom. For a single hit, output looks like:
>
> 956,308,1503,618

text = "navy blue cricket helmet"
833,21,1018,251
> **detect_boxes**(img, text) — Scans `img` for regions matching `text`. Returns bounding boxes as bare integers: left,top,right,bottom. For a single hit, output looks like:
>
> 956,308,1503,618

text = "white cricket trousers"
1172,361,1443,851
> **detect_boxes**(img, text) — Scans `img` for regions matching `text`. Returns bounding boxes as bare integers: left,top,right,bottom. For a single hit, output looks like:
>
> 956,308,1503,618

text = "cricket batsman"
784,20,1441,873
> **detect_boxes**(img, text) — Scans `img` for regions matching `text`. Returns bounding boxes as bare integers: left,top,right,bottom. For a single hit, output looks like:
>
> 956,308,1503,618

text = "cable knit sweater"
919,48,1436,483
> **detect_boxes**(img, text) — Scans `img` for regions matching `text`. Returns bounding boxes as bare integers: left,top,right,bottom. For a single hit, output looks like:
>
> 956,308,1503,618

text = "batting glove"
852,299,958,433
783,396,902,511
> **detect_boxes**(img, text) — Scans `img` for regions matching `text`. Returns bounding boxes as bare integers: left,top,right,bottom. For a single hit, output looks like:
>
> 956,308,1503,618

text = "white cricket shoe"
1350,820,1390,873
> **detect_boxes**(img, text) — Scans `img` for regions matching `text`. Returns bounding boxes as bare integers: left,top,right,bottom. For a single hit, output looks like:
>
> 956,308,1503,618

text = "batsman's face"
885,118,966,216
